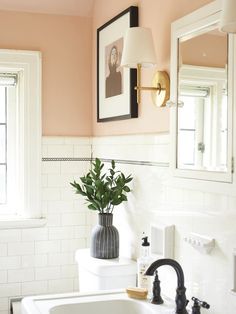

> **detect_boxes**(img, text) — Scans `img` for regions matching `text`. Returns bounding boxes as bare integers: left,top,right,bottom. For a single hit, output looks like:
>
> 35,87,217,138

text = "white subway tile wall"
8,269,35,283
0,244,7,257
0,298,8,311
0,271,7,284
1,134,236,314
0,137,91,314
92,134,236,314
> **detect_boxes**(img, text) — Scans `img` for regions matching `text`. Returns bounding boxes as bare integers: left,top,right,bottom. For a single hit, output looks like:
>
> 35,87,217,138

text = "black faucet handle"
151,270,164,305
191,297,210,313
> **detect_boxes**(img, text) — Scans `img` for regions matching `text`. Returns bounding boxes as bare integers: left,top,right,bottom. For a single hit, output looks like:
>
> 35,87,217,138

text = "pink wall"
0,10,92,136
181,33,227,68
92,0,213,136
0,1,216,136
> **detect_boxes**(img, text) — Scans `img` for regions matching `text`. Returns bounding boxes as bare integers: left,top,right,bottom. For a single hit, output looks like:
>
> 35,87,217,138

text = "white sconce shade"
121,27,157,68
120,26,169,107
220,0,236,33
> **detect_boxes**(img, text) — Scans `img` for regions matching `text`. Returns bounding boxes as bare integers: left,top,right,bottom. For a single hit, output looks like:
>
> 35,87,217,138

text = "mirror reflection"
177,26,228,172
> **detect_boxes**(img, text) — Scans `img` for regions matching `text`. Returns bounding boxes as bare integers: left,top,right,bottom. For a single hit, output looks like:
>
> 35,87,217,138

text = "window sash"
0,86,7,205
0,83,17,213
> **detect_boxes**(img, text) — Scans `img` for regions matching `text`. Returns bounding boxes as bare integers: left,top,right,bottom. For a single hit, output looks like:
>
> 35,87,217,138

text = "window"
178,93,209,168
0,86,7,204
0,76,17,207
177,66,228,172
0,50,42,220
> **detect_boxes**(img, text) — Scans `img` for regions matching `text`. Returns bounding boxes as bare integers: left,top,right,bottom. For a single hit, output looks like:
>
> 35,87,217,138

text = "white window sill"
0,216,47,229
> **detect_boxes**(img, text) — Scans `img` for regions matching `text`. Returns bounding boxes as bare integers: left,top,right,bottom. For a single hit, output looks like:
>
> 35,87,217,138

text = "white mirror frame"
170,0,236,189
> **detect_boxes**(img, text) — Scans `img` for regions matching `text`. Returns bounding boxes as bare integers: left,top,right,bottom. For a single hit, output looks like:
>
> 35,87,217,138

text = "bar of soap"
126,287,148,299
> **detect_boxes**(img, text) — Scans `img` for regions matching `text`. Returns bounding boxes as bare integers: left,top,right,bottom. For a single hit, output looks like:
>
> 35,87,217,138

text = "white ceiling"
0,0,95,17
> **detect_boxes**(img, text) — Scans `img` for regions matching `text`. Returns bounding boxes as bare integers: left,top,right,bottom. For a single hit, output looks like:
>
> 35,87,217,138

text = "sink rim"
22,289,174,314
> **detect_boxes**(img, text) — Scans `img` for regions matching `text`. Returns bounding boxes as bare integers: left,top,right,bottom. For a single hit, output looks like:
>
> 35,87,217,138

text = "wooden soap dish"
126,287,148,300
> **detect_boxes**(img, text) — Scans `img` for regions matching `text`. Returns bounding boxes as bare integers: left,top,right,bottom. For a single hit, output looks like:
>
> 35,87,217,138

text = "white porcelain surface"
76,249,136,291
22,291,174,314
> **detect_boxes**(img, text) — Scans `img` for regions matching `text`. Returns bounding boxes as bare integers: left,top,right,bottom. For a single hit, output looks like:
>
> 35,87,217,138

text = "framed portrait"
97,6,138,122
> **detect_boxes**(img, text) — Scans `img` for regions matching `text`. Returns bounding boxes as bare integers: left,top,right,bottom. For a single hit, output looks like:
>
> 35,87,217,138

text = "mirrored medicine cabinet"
169,0,236,184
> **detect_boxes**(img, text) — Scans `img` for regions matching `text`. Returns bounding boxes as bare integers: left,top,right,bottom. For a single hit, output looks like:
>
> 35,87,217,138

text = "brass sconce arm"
135,64,170,107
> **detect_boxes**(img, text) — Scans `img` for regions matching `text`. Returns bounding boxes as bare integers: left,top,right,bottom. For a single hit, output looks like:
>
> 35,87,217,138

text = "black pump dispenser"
142,236,150,247
138,234,151,289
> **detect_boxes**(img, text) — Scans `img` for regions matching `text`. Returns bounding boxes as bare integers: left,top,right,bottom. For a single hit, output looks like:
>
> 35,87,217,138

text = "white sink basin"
22,290,175,314
51,299,167,314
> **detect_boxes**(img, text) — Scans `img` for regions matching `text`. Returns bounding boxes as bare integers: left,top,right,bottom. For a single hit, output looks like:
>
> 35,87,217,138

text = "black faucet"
191,297,210,314
145,258,188,314
150,270,164,305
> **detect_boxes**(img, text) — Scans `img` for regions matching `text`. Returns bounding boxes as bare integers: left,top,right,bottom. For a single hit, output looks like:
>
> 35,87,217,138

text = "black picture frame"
97,6,138,122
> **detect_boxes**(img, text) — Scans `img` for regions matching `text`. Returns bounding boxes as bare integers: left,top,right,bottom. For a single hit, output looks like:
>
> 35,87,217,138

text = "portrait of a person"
105,44,122,98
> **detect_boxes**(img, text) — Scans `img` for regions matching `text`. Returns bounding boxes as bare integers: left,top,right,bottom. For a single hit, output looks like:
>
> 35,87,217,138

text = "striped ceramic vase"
91,213,119,259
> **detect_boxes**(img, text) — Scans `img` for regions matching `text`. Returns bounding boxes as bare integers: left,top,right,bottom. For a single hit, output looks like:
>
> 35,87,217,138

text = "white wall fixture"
183,233,215,254
150,224,175,259
220,0,236,33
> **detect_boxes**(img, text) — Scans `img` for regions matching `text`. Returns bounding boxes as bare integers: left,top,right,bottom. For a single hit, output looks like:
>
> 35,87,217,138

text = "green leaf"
110,169,115,176
111,199,120,206
80,177,88,184
125,176,133,183
88,204,99,211
121,194,128,201
123,186,130,192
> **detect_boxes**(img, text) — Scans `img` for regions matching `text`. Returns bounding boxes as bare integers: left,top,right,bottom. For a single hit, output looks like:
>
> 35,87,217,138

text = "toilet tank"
75,249,137,292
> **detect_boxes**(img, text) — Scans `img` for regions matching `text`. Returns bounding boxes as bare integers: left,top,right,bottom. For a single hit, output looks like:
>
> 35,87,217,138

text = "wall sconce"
121,27,170,107
220,0,236,33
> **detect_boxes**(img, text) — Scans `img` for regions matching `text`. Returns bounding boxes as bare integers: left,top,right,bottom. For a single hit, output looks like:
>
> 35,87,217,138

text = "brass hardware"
151,71,170,107
135,64,170,107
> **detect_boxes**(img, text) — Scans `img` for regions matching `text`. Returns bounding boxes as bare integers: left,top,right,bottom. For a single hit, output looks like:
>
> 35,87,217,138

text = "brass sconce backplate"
151,71,170,107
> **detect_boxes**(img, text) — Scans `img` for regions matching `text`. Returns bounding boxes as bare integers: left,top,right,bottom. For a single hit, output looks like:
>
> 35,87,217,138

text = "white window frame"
0,49,45,227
